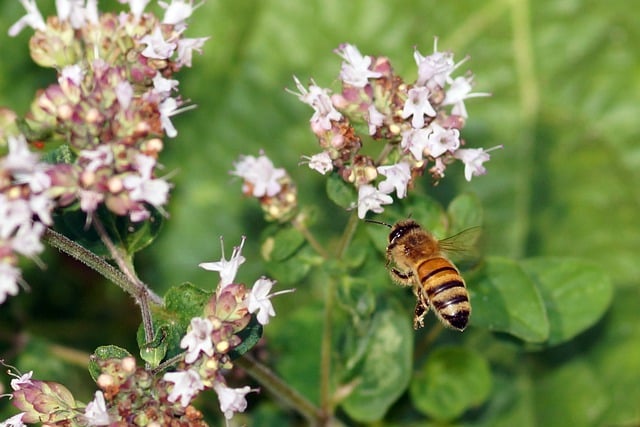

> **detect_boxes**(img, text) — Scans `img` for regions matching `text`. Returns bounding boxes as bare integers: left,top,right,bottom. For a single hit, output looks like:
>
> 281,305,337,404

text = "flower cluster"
290,41,500,218
0,132,55,304
230,152,298,222
2,237,293,425
0,0,207,304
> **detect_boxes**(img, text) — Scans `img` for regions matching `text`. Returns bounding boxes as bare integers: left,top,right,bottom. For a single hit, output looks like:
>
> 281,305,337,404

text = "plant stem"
292,214,329,259
236,354,326,426
43,228,138,298
319,211,360,419
91,215,158,344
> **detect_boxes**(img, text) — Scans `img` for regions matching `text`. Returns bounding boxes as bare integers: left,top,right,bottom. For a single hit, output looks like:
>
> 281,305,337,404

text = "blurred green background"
0,0,638,425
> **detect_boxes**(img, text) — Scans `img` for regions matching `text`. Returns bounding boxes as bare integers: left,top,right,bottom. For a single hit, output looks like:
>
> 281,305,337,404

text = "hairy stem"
91,215,159,345
43,228,138,298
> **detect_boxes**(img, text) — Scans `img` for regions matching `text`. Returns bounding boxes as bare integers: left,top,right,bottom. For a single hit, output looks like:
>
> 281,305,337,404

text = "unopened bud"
107,176,123,193
216,341,230,353
121,356,136,373
97,373,113,388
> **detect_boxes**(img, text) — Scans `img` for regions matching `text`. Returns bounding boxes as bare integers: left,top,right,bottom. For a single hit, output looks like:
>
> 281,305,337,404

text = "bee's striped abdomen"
416,257,470,331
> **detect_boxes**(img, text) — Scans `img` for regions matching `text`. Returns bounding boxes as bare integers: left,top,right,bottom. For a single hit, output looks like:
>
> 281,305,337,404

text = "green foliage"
410,346,492,421
53,205,164,258
2,0,638,425
88,346,133,381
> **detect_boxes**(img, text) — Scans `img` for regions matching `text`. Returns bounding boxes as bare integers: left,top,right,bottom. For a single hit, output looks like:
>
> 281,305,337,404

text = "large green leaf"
410,346,492,421
469,257,548,342
521,257,613,346
340,304,413,422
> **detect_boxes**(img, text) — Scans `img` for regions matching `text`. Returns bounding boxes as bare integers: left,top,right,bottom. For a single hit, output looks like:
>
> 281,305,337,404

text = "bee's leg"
389,267,414,287
413,296,429,329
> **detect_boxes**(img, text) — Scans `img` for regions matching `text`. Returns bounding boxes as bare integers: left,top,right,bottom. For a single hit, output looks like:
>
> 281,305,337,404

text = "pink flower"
214,383,256,420
83,391,110,426
163,369,205,407
335,43,382,87
289,77,342,131
231,154,286,198
401,86,436,129
454,146,502,181
180,317,214,364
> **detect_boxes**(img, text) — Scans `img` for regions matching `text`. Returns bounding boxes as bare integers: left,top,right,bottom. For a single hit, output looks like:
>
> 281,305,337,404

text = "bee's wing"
438,226,482,261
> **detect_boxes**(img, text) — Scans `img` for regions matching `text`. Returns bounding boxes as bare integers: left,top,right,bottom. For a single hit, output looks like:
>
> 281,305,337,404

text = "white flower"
442,76,491,118
231,154,286,198
0,262,21,305
152,73,179,98
11,222,45,257
10,371,33,391
414,38,456,89
400,128,430,161
453,146,501,181
139,26,177,60
180,317,214,364
214,383,256,420
402,86,436,129
123,154,171,208
115,81,134,109
2,135,40,173
158,97,179,138
176,37,209,67
247,277,294,325
356,184,393,219
377,162,411,199
78,146,113,173
426,123,460,157
8,0,46,36
125,0,151,20
0,413,26,427
164,369,205,407
160,0,200,26
335,43,382,88
56,0,98,29
367,105,385,135
84,391,110,426
288,76,342,131
199,236,246,288
303,152,333,175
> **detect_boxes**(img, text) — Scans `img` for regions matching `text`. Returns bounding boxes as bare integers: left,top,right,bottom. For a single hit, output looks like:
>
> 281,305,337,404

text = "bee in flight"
370,219,475,331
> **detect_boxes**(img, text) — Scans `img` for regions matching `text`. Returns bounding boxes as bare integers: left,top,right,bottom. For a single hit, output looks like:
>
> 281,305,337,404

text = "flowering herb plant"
0,1,615,426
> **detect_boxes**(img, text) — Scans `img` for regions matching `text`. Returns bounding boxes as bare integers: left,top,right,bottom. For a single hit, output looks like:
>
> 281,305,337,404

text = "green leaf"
410,346,492,421
139,325,169,368
534,358,609,427
261,225,306,262
469,257,548,342
164,282,212,325
340,304,413,422
88,345,133,382
447,192,483,233
326,173,356,209
521,257,613,346
588,287,640,425
229,317,263,359
52,204,164,258
265,244,314,284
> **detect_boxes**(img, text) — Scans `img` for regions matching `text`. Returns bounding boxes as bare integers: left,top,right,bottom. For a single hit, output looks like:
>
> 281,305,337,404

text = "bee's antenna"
365,219,392,228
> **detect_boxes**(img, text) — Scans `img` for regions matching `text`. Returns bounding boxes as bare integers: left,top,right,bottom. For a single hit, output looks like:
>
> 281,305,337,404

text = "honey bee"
371,219,475,331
